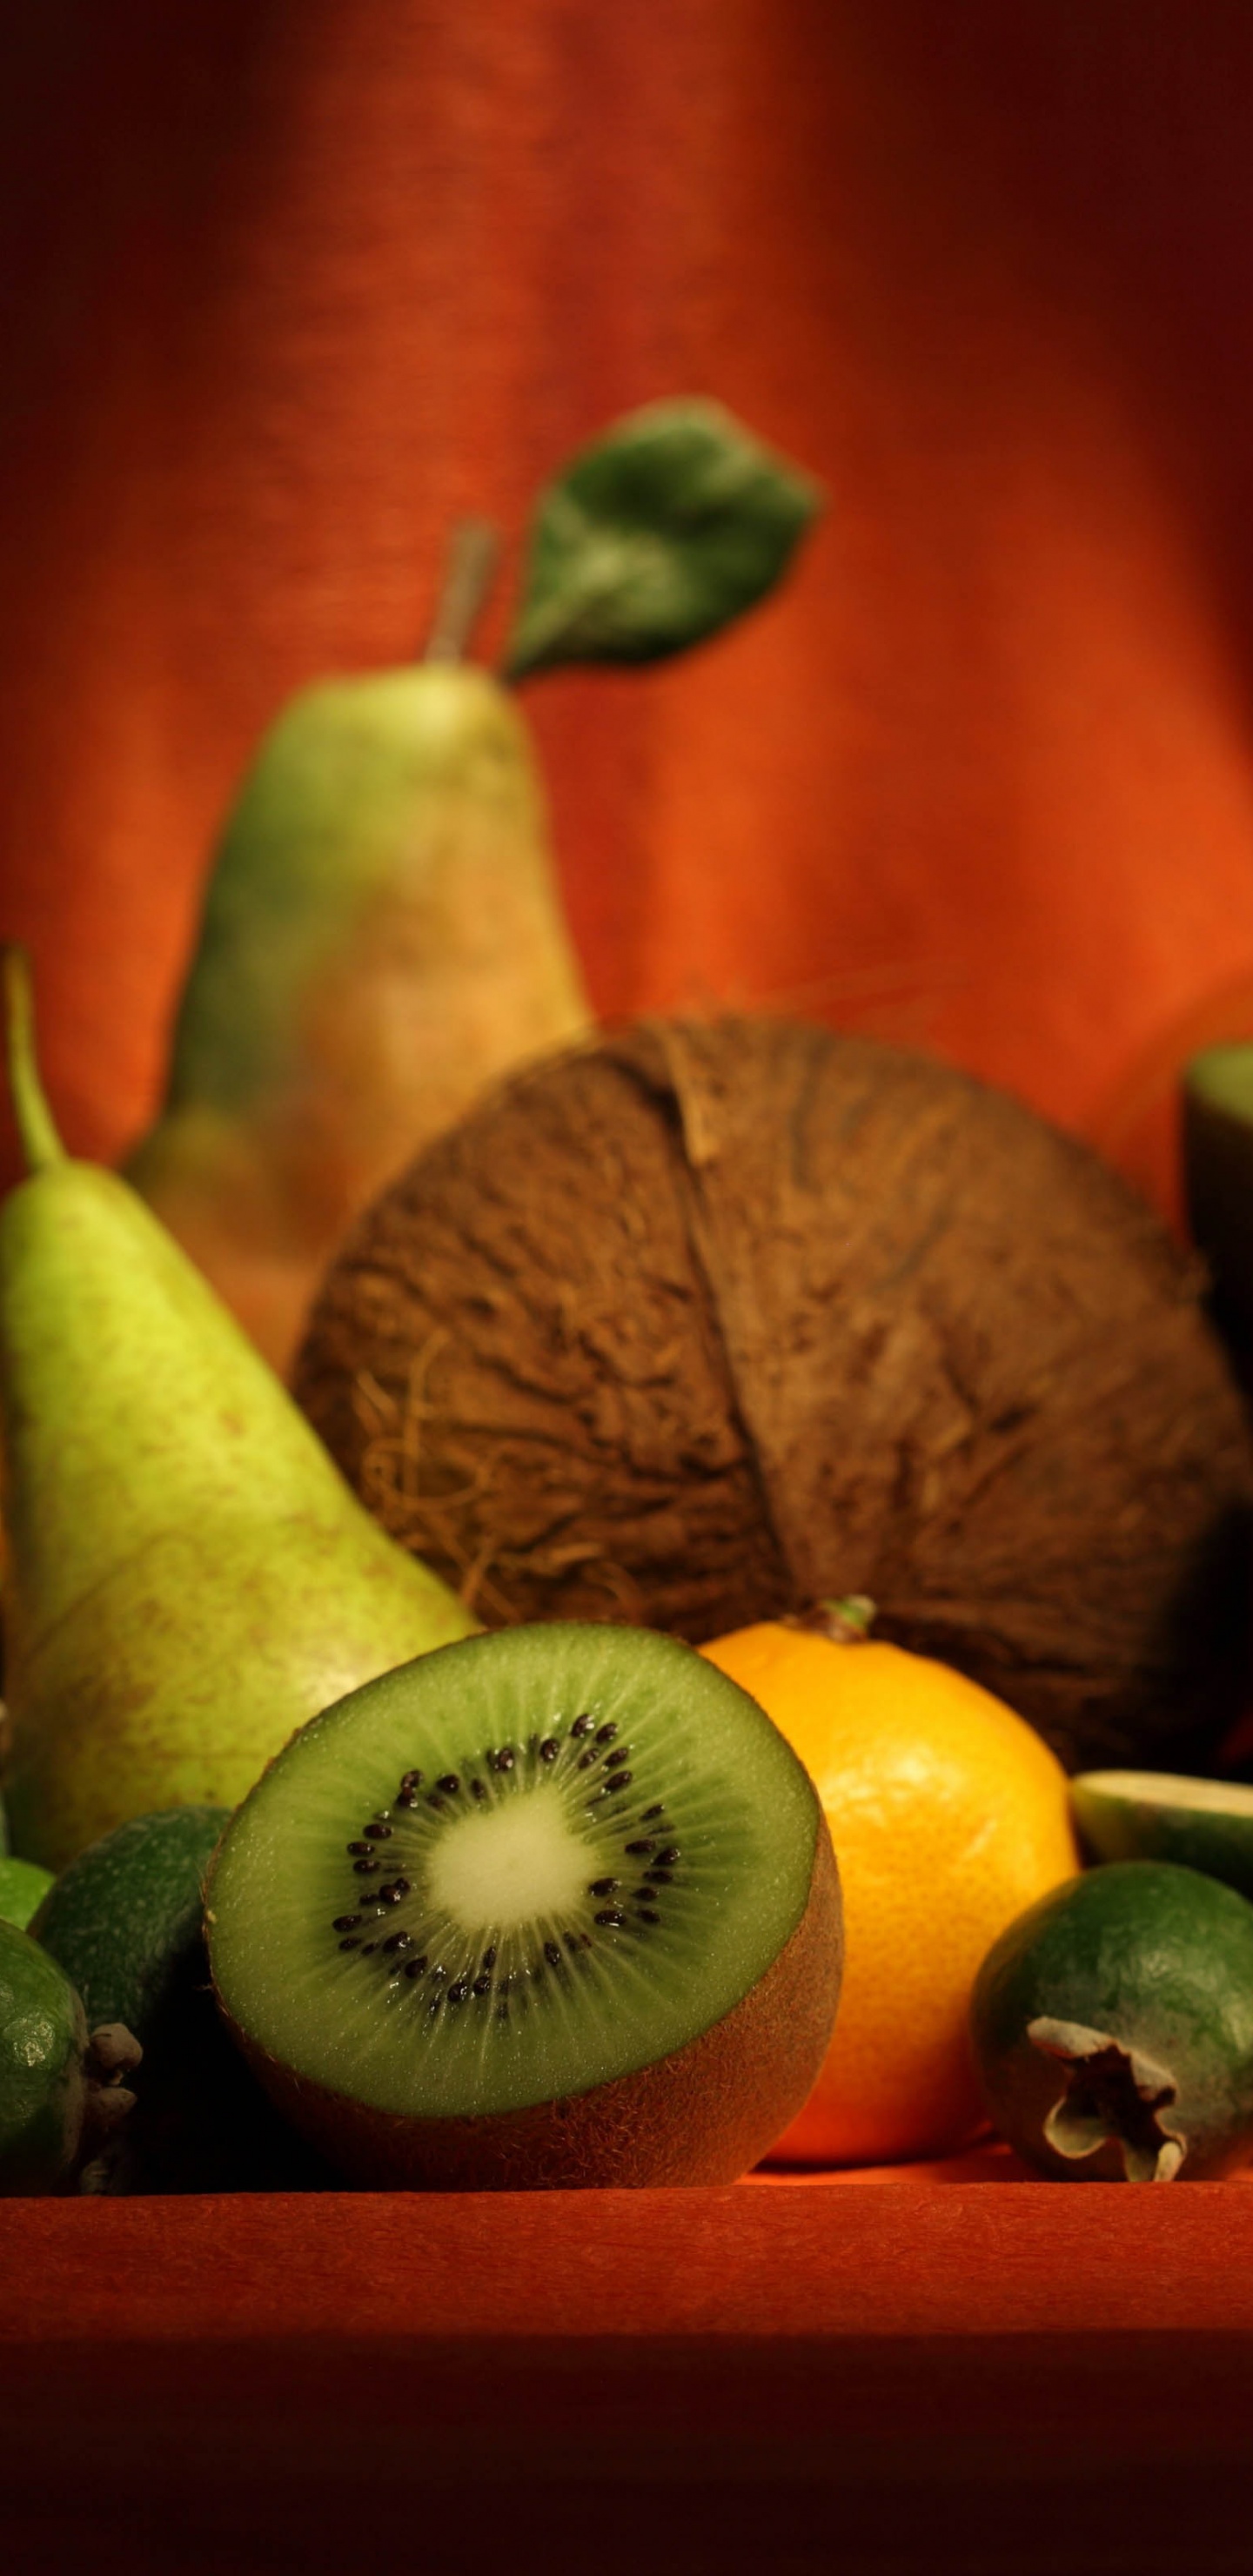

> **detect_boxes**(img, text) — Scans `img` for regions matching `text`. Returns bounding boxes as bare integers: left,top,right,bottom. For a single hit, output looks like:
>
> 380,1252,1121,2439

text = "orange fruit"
700,1613,1080,2166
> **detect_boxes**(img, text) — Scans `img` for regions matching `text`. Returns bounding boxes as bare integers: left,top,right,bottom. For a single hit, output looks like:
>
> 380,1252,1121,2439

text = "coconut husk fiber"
292,1016,1253,1773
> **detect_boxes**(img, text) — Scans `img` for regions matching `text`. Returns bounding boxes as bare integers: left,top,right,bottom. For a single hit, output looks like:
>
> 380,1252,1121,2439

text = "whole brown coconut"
293,1016,1253,1772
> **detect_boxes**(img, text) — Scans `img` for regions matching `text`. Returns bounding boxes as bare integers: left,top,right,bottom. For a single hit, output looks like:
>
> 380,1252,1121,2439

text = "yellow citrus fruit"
700,1616,1080,2166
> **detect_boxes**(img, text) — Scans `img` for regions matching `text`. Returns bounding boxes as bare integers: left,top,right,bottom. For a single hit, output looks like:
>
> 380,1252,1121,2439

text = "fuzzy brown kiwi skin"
212,1820,841,2190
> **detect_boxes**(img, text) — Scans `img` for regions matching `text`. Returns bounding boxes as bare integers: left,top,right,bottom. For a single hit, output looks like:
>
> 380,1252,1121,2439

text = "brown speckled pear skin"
292,1015,1253,1775
218,1821,841,2190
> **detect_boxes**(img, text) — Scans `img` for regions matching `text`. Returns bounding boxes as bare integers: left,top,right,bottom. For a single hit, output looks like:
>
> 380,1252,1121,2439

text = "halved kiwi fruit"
207,1623,841,2188
1071,1769,1253,1898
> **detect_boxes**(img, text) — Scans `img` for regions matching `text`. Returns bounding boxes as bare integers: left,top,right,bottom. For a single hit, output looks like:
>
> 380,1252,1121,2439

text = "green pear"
124,530,592,1377
124,407,821,1382
0,950,478,1871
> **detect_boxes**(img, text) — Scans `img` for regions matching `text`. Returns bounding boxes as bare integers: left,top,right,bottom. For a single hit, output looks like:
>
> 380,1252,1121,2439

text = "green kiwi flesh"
1071,1770,1253,1899
207,1623,841,2187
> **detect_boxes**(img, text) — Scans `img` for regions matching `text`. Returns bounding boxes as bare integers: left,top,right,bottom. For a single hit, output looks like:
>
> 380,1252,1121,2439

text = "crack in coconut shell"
292,1016,1253,1772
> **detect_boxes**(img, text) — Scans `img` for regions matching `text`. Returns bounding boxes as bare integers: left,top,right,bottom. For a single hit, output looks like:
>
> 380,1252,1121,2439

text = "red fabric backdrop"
3,1,1253,1218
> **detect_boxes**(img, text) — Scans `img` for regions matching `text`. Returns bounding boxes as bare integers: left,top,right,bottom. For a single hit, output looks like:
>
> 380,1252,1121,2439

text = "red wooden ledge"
3,2178,1253,2342
5,2184,1253,2574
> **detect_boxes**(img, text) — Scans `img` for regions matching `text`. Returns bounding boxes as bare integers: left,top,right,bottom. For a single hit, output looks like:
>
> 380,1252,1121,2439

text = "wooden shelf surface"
5,2177,1253,2574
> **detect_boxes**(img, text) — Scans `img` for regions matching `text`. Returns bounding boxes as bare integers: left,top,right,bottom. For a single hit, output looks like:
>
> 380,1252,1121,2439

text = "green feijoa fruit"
0,1918,87,2190
971,1861,1253,2181
207,1623,842,2190
0,1919,140,2192
30,1807,230,2038
1071,1770,1253,1900
0,1855,54,1929
31,1805,333,2192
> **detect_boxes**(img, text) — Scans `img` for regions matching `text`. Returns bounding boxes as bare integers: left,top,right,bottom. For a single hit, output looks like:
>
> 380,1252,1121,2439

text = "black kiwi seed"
346,1841,372,1855
399,1769,423,1790
332,1915,362,1931
594,1909,626,1929
403,1956,429,1979
603,1773,633,1794
544,1942,562,1968
577,1751,598,1770
605,1748,630,1768
571,1714,595,1738
395,1788,417,1808
448,1980,469,2006
589,1878,619,1896
596,1723,619,1745
364,1822,392,1840
471,1780,488,1801
472,1974,492,1996
383,1931,412,1954
625,1840,654,1856
655,1848,681,1867
491,1748,516,1773
539,1739,559,1763
636,1909,661,1926
647,1870,673,1886
338,1936,362,1950
353,1858,380,1875
436,1774,460,1795
642,1805,664,1820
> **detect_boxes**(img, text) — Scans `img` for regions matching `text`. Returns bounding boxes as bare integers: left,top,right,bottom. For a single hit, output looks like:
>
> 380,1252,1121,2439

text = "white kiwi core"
425,1794,591,1931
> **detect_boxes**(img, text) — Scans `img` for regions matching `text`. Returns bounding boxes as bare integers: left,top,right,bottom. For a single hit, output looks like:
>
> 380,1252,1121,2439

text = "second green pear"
124,663,591,1377
0,957,477,1870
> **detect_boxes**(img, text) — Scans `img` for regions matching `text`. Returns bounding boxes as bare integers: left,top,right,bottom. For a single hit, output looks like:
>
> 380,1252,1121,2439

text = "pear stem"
423,519,501,663
3,945,66,1173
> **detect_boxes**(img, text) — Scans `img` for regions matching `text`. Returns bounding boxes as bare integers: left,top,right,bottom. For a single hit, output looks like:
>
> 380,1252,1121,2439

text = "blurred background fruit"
10,5,1253,1208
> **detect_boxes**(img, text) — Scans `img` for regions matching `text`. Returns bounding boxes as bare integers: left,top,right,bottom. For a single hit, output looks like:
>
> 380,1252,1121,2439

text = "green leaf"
502,398,823,681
